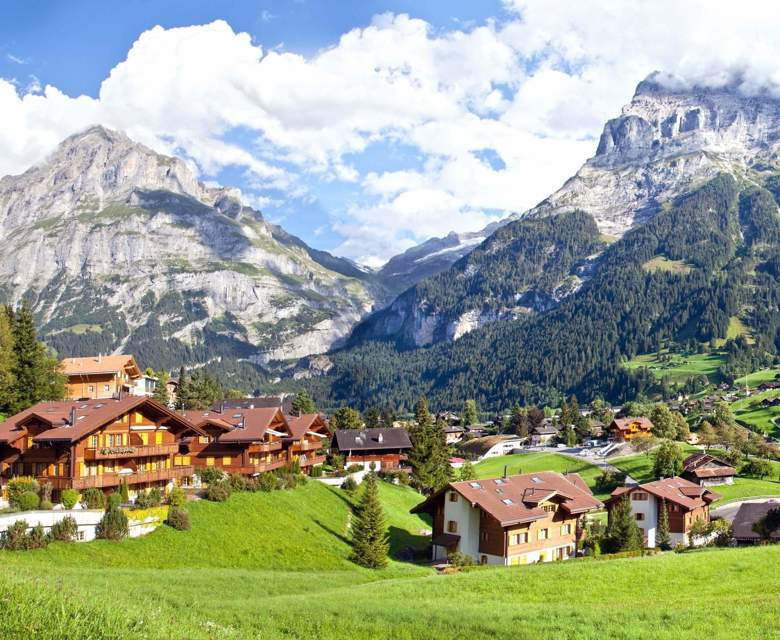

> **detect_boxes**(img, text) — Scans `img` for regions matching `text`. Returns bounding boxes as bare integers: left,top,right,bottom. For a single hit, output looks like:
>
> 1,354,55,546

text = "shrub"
7,477,39,508
328,453,345,471
96,504,129,541
107,493,122,509
447,551,475,567
27,524,47,549
275,472,299,490
165,506,191,531
134,488,162,509
310,465,323,478
257,472,277,492
198,467,225,485
81,488,105,510
61,489,79,509
286,459,301,475
1,520,30,550
18,491,40,511
168,486,187,508
741,458,773,479
39,500,53,511
48,516,78,542
40,481,53,504
206,481,230,502
228,474,247,492
346,464,363,474
244,478,258,492
342,476,358,493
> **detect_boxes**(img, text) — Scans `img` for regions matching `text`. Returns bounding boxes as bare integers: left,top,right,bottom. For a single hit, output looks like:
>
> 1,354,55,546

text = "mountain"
320,76,780,410
0,126,386,374
347,73,780,349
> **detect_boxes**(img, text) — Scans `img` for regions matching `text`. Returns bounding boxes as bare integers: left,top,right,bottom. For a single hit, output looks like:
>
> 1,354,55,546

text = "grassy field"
624,350,726,383
730,389,780,436
472,452,611,500
642,256,693,274
733,366,780,389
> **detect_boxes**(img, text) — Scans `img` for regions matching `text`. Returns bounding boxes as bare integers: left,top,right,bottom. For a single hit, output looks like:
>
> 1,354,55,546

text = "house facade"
286,413,329,471
411,471,603,565
332,428,411,470
0,397,204,501
606,477,720,547
61,355,149,400
608,417,654,442
682,453,736,486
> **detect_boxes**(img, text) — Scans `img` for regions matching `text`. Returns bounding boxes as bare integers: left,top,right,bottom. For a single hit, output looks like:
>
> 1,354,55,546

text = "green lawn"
733,366,780,389
624,350,726,383
730,389,780,436
473,452,611,500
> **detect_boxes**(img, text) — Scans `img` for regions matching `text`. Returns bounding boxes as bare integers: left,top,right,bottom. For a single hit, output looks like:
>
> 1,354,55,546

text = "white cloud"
3,4,780,263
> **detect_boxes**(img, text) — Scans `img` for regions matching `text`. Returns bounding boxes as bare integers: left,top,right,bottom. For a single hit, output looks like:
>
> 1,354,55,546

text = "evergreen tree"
653,440,684,479
0,307,17,415
349,472,389,569
408,398,435,493
458,460,476,481
462,399,478,426
563,425,577,447
175,366,189,410
151,369,171,406
604,495,643,553
291,390,316,416
379,406,397,428
657,498,671,550
362,406,381,428
429,417,454,490
510,404,528,438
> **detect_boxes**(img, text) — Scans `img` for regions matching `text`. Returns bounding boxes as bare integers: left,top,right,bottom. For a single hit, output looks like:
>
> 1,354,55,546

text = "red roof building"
681,453,736,486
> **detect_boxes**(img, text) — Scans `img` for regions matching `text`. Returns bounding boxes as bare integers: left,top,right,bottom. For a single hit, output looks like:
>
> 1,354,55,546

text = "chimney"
69,406,76,426
98,353,102,363
377,433,384,443
239,415,246,430
220,401,225,414
503,464,507,479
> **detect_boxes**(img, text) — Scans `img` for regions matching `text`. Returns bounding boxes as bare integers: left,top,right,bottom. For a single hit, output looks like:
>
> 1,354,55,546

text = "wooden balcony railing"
38,466,194,490
248,441,283,454
299,454,326,467
220,460,286,475
295,440,324,452
84,443,179,460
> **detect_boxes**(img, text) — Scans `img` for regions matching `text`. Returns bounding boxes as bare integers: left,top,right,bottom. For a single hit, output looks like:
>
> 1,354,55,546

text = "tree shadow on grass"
313,518,351,546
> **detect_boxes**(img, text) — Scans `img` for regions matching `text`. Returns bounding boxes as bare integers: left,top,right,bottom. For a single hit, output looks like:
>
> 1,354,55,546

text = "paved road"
712,497,780,522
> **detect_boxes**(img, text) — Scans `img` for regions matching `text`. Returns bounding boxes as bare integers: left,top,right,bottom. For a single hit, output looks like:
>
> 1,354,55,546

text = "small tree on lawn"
96,501,129,541
656,498,671,550
350,472,389,569
653,440,684,479
604,495,643,553
459,461,476,482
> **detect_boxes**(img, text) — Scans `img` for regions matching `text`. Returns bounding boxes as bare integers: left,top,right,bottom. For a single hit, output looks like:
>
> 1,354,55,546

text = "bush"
206,481,230,502
119,479,129,503
96,505,129,541
228,474,247,492
39,500,53,511
18,491,40,511
342,476,358,493
40,481,53,504
310,465,323,478
244,478,258,492
81,488,105,510
447,551,475,567
165,506,191,531
61,489,79,510
7,477,39,508
168,486,187,508
134,487,162,509
275,472,299,490
346,464,363,474
27,524,47,549
48,516,78,542
1,520,30,550
257,472,277,492
198,467,225,485
741,458,773,479
108,493,122,509
286,459,301,475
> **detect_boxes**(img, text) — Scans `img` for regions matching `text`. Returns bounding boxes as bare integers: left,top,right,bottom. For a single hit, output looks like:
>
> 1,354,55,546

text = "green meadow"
1,478,779,639
624,350,726,383
730,389,780,436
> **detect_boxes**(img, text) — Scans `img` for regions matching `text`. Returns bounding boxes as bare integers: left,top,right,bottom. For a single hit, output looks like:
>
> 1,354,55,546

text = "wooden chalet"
411,472,603,565
605,477,720,547
61,354,147,400
608,417,653,442
285,413,329,471
332,427,411,470
181,407,293,477
0,397,204,500
681,453,736,486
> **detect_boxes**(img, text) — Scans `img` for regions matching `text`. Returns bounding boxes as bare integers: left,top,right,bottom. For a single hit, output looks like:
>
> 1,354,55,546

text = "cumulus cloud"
3,4,780,263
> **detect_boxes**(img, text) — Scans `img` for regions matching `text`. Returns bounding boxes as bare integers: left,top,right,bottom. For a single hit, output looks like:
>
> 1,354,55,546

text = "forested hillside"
321,174,780,411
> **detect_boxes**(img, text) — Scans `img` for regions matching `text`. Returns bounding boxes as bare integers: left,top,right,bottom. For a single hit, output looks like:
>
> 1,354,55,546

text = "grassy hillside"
731,389,780,436
624,350,726,383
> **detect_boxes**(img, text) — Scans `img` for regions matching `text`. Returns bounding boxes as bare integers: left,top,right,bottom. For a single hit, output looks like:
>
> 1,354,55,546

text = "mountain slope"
0,126,385,370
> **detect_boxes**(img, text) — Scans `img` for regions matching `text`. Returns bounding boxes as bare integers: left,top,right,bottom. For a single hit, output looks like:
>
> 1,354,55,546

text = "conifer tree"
429,416,454,490
510,404,528,438
175,366,189,410
291,390,316,416
604,495,643,553
151,369,171,406
408,397,434,493
657,498,671,550
349,472,389,569
458,460,476,481
462,399,478,426
0,306,17,415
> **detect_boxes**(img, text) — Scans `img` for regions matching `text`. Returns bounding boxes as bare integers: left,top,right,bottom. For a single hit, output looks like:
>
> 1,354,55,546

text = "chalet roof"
533,426,559,436
412,471,602,526
0,397,203,444
732,501,780,541
332,427,411,452
286,413,329,440
184,407,290,443
608,476,720,510
458,435,519,457
215,396,293,414
610,417,653,432
61,354,141,378
682,453,736,479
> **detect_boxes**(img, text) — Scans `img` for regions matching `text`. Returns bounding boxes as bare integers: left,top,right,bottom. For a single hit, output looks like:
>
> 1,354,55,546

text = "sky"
3,1,780,267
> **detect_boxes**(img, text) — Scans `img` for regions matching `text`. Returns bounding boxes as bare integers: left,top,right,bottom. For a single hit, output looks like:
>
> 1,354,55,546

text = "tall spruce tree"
430,416,454,490
408,398,435,494
0,306,17,415
656,498,671,550
604,495,643,553
349,472,389,569
151,369,171,406
462,399,478,426
175,366,189,410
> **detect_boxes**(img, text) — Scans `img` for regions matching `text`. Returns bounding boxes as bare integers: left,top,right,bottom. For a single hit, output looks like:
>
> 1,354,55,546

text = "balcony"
84,443,179,460
41,466,194,490
222,460,287,475
248,441,283,454
296,440,325,452
300,454,326,467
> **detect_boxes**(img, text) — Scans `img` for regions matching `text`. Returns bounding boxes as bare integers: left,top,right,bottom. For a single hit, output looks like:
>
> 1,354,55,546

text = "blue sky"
2,1,766,265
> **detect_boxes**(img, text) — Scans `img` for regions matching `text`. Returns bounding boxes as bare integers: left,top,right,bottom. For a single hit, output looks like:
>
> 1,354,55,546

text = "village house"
681,453,736,486
0,397,204,501
61,354,153,400
216,395,294,414
180,407,294,477
286,413,330,471
458,435,523,462
411,471,603,565
731,500,780,544
331,427,411,470
606,477,720,547
443,424,466,445
530,425,559,446
608,417,654,442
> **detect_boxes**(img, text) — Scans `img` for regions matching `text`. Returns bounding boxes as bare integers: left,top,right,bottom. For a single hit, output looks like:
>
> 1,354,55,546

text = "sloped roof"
333,427,411,452
0,397,202,444
732,501,780,540
683,453,736,478
286,414,329,439
610,417,654,432
608,476,721,510
61,355,141,378
458,435,520,457
412,471,603,526
184,407,290,443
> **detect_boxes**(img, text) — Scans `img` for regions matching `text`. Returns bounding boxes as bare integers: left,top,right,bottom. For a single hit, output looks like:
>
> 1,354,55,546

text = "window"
88,385,94,392
501,498,514,505
134,412,143,425
542,504,556,513
632,491,648,501
635,513,645,521
481,530,488,542
155,431,164,445
510,532,528,545
480,555,488,565
206,457,215,467
89,435,98,448
76,531,85,541
26,436,33,448
538,528,549,540
199,436,210,444
448,492,458,502
222,456,232,466
447,520,458,533
561,524,572,535
103,384,110,392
